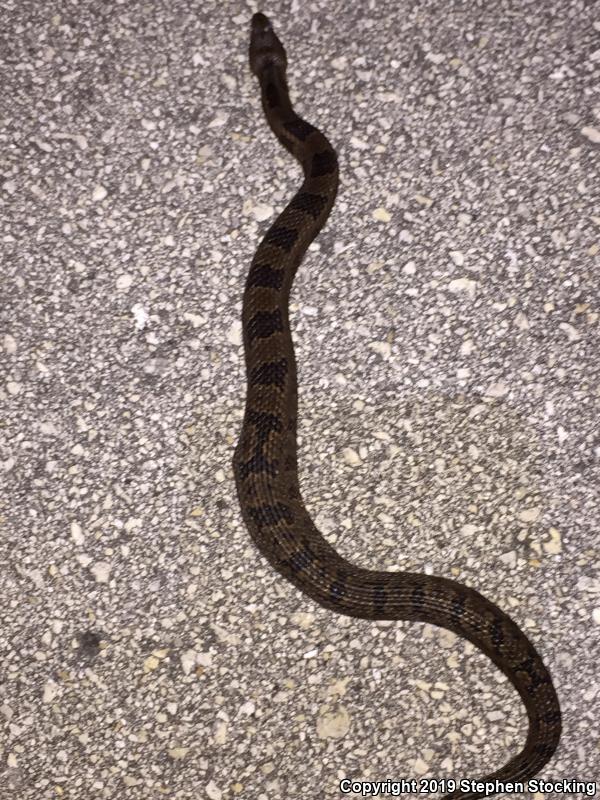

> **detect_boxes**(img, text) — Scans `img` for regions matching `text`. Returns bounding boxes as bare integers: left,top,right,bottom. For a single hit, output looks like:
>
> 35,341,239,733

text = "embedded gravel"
1,1,599,799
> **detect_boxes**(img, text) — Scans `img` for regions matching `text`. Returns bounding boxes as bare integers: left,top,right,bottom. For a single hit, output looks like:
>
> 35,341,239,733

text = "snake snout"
251,12,272,34
249,12,287,76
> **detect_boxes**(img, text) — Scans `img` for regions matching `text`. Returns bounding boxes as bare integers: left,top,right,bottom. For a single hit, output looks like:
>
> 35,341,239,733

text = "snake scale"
232,13,561,798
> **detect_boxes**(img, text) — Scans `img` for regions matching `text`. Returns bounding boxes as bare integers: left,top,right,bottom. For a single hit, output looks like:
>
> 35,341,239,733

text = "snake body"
232,13,561,798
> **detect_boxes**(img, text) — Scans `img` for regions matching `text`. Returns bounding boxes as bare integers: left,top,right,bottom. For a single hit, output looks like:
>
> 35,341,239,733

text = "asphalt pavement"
1,1,599,798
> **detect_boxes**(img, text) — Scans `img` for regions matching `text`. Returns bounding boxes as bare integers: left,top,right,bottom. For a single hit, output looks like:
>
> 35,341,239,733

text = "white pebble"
291,611,315,629
368,341,391,359
181,649,197,675
426,51,445,65
33,138,52,152
316,705,350,739
415,194,433,207
131,303,149,330
116,273,133,290
372,207,391,222
448,277,477,298
42,680,59,703
168,747,188,760
414,756,430,774
515,312,529,330
543,528,562,555
208,110,228,128
499,551,517,567
213,720,228,744
485,381,508,398
331,56,347,70
183,312,206,329
351,136,370,150
461,524,478,535
205,781,222,800
251,203,273,222
341,447,361,466
557,426,569,444
4,334,17,354
90,561,111,583
92,184,107,202
518,507,541,523
70,521,85,545
581,126,600,143
559,322,580,342
227,321,242,346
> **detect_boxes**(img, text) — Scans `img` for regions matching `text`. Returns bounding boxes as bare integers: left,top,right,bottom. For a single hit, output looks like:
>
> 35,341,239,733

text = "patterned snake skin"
232,13,561,798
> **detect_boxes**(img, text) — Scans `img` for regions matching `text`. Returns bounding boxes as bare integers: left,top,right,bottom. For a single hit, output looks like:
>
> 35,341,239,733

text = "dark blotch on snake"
290,191,328,219
247,409,283,438
249,359,288,388
288,544,318,573
238,451,278,480
247,309,284,342
373,585,387,612
411,584,426,611
284,118,316,140
311,149,337,177
265,81,279,108
247,262,284,289
248,502,294,528
265,225,299,251
490,616,505,650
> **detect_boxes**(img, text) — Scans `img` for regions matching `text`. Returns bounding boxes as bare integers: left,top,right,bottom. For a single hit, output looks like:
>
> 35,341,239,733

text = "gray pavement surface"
1,0,599,798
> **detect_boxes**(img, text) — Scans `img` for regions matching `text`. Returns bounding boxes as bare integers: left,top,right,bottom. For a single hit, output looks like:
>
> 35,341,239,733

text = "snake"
232,13,561,798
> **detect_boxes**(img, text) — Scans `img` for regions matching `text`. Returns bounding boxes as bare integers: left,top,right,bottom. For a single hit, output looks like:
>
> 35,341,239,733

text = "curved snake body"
232,14,561,798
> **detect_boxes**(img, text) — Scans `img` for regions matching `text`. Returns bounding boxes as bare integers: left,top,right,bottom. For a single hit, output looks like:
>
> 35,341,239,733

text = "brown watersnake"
232,13,561,797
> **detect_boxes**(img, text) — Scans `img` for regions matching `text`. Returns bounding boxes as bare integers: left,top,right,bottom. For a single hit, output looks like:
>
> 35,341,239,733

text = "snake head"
249,13,287,76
